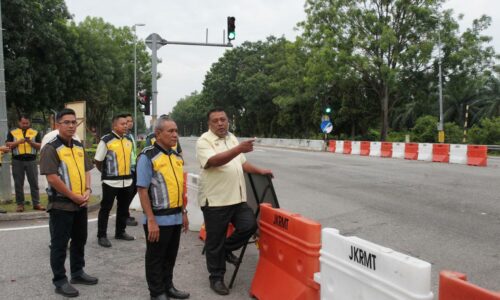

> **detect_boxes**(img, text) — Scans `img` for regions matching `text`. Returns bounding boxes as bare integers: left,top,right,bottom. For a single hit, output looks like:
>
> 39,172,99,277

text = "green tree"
2,0,72,119
300,0,442,140
64,18,151,136
170,91,209,136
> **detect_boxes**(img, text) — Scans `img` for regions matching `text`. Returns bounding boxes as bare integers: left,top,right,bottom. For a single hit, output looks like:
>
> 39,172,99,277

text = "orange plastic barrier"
432,144,450,163
439,270,500,300
360,141,370,156
250,204,321,300
198,223,234,241
405,143,418,160
381,142,393,158
328,140,336,152
467,145,488,167
343,141,352,154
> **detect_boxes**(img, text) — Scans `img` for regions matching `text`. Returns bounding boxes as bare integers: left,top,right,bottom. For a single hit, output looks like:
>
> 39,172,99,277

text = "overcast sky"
65,0,500,117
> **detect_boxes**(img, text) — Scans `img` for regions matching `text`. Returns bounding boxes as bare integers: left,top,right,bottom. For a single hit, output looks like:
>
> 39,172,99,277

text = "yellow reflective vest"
47,137,86,202
101,132,133,180
10,128,38,156
140,143,184,215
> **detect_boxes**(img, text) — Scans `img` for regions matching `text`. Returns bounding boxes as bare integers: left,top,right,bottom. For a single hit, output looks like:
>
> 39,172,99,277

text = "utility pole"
437,20,445,143
133,23,145,140
145,28,233,124
0,1,12,202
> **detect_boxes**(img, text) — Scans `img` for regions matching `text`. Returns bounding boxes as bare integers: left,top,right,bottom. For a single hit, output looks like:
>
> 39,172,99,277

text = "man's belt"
153,207,182,216
12,155,37,161
102,174,133,180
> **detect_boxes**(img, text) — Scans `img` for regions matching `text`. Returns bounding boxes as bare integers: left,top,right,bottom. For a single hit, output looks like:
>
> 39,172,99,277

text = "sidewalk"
0,167,103,221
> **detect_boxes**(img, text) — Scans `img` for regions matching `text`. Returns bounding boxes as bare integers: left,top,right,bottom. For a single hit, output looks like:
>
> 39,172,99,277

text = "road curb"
0,203,101,222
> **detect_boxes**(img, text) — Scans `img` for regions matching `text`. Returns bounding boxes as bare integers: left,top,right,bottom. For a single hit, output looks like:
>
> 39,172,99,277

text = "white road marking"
0,215,115,232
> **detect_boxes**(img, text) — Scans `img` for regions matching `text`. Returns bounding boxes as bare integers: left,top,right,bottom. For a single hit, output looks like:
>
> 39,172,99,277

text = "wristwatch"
182,208,188,214
85,187,92,193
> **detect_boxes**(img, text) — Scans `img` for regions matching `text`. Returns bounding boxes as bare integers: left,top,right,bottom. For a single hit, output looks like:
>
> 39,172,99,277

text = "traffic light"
325,106,332,114
138,90,150,115
227,16,236,41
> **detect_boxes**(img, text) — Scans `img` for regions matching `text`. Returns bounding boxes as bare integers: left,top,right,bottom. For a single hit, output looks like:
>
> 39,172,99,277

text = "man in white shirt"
94,114,135,248
196,108,273,296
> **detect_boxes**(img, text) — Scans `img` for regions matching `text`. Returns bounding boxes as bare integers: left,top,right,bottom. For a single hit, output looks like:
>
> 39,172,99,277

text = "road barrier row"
249,205,499,299
183,175,498,299
328,140,488,166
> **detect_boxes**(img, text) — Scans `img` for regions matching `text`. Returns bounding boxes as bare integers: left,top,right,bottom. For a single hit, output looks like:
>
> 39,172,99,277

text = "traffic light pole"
145,33,232,124
0,2,12,202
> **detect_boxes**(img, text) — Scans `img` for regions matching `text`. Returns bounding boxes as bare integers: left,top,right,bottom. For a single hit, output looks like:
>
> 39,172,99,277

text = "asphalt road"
181,138,500,294
0,137,499,299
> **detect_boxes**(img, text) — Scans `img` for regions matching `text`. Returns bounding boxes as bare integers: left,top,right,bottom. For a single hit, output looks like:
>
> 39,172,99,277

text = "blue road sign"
321,120,333,134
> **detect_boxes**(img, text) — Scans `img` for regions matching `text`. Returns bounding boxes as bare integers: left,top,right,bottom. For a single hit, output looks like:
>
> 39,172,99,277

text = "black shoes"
55,282,79,298
126,217,138,226
225,251,240,265
151,294,168,300
98,237,112,248
210,280,229,295
115,232,135,241
166,286,190,299
70,272,98,285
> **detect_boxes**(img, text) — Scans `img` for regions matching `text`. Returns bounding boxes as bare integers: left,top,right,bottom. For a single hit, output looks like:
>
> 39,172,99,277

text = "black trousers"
127,171,137,219
201,202,257,282
11,159,40,205
49,208,88,287
144,224,182,297
97,183,134,238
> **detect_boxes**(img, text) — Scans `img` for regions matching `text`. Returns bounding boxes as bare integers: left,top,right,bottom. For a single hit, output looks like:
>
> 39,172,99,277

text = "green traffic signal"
227,16,236,41
325,107,332,114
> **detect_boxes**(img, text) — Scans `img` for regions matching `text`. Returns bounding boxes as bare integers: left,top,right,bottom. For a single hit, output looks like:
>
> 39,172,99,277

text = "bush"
85,148,96,158
137,140,147,152
468,117,500,145
444,122,463,144
411,115,438,143
387,131,410,142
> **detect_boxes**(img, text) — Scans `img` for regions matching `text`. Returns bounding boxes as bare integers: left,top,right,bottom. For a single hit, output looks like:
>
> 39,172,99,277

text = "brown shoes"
33,204,46,211
15,204,45,212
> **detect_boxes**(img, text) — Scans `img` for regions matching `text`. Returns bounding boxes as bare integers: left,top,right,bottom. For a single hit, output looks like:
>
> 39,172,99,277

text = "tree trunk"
380,84,389,141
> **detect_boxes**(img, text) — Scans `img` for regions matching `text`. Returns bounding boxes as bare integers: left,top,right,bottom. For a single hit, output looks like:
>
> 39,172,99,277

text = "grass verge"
0,194,100,213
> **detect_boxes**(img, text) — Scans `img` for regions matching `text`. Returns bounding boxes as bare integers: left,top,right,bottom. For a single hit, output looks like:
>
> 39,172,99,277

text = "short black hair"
18,114,30,121
56,109,76,122
123,113,132,118
112,113,129,123
207,107,226,121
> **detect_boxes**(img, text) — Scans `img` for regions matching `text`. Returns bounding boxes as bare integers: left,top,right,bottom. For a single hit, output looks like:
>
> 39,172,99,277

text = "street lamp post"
133,23,145,140
437,20,445,143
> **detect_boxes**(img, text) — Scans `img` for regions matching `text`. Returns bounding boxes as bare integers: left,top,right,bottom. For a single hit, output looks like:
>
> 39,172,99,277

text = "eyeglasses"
59,120,78,126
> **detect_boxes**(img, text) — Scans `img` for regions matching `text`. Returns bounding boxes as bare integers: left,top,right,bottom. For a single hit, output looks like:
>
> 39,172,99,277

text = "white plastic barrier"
314,228,433,300
351,141,361,155
392,142,405,159
369,142,381,157
129,194,142,211
309,140,325,151
418,143,433,161
186,173,204,231
449,144,468,164
335,141,344,154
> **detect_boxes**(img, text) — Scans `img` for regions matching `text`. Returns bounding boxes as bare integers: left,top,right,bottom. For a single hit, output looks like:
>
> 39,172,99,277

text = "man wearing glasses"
40,108,98,297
